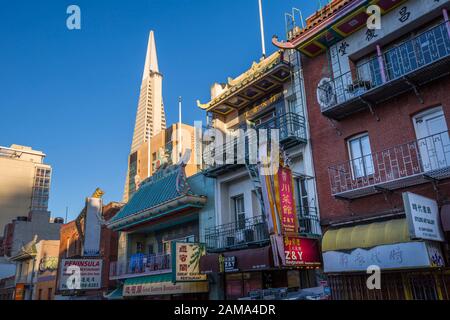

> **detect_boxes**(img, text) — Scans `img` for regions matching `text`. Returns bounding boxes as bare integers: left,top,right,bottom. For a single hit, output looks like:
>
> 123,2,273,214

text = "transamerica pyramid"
123,31,167,202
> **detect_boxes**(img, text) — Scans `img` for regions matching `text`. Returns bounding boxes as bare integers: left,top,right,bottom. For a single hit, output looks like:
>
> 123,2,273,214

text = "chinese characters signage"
323,241,442,273
283,236,321,267
58,258,102,291
223,256,238,273
403,192,445,242
173,242,207,282
276,166,298,234
123,280,208,297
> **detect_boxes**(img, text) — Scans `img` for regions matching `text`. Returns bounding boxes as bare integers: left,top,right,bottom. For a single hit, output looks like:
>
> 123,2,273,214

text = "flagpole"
178,96,182,161
258,0,266,59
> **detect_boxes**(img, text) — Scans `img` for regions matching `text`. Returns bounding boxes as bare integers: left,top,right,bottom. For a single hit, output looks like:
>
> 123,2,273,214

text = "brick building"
274,0,450,299
56,201,122,299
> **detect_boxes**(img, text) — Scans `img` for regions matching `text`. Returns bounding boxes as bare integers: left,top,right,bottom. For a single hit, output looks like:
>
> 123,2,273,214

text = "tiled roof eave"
276,0,364,49
206,61,291,112
107,194,207,231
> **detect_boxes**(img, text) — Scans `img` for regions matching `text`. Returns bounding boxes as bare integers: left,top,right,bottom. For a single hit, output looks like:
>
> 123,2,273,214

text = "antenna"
178,96,182,160
65,206,68,223
285,12,295,39
258,0,266,58
147,127,151,178
292,8,305,29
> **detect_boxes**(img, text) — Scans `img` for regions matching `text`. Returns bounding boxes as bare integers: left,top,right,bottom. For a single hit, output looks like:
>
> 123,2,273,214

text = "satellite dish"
177,148,192,166
316,77,336,110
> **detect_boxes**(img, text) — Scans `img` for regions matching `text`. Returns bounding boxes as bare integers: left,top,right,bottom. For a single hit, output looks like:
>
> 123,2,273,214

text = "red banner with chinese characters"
276,166,299,234
283,236,321,266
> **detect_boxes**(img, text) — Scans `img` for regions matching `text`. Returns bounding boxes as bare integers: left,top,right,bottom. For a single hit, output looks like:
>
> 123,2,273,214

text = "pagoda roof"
197,51,291,115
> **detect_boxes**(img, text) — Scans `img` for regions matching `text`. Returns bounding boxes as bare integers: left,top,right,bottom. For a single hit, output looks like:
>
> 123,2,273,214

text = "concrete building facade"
0,144,51,233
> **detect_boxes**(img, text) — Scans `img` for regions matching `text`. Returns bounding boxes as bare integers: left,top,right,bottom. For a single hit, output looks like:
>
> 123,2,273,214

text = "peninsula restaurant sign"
403,192,445,242
58,258,102,291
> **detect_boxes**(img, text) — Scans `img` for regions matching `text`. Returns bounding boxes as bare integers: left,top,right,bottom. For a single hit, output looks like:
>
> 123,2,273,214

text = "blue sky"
0,0,318,221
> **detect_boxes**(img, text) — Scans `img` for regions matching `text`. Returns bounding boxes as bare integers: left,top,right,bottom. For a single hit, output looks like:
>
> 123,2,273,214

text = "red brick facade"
57,202,121,296
302,52,450,226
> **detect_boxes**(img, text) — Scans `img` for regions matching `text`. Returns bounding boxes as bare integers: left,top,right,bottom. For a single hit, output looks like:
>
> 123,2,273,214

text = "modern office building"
123,31,167,202
0,144,52,233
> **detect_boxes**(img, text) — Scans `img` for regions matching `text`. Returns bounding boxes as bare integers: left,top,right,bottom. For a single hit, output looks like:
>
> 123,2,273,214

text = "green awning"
124,272,172,286
104,286,124,300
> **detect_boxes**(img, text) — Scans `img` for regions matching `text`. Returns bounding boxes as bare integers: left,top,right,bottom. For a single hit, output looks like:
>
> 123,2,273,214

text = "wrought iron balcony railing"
256,112,307,147
319,22,450,119
329,131,450,200
202,112,306,174
204,215,269,251
297,206,321,238
109,253,171,280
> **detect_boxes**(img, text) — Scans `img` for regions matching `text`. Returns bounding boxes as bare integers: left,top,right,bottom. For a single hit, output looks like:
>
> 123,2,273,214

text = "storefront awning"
104,286,124,300
123,273,208,297
322,218,410,252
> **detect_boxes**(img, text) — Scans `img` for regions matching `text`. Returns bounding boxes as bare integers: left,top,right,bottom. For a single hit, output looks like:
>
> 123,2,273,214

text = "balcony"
319,22,450,120
204,215,269,252
109,253,171,280
297,206,321,238
256,112,307,148
202,112,307,176
329,131,450,200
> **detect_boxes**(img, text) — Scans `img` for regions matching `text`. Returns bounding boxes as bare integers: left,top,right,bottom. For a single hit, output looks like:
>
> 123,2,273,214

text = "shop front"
201,242,321,300
123,273,209,300
322,217,449,300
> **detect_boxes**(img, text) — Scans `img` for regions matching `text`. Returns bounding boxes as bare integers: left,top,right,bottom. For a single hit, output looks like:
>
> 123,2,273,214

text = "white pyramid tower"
123,31,167,202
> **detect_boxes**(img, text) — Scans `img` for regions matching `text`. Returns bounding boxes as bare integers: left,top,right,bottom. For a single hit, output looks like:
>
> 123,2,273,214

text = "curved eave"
272,36,295,50
198,58,292,114
107,195,207,231
273,0,408,57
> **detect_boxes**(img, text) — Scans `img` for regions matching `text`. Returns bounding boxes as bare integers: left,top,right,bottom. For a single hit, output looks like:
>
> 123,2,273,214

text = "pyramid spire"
142,30,159,80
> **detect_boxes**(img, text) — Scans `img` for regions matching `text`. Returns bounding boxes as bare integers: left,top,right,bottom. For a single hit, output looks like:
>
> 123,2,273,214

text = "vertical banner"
259,166,278,235
275,166,299,234
172,242,207,282
83,197,102,256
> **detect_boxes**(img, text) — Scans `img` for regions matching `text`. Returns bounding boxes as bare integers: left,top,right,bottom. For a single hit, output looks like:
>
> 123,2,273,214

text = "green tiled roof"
109,166,197,224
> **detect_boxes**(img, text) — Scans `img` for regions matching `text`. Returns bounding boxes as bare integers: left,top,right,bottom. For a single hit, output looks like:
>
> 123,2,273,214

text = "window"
414,107,450,171
348,134,374,178
47,288,53,300
294,177,309,216
136,242,143,253
162,235,195,255
233,195,246,229
38,289,42,300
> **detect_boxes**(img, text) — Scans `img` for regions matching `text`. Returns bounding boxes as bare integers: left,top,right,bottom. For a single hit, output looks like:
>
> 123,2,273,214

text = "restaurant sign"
403,192,445,242
323,241,443,273
283,236,321,267
275,166,299,234
58,258,102,291
123,280,208,297
172,242,207,282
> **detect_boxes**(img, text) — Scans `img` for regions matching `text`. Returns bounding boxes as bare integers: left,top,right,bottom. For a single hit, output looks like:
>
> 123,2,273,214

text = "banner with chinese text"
172,242,207,282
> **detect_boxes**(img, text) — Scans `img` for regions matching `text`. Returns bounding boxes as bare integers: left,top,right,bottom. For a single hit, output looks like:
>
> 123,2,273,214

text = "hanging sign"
276,166,299,234
172,242,207,282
